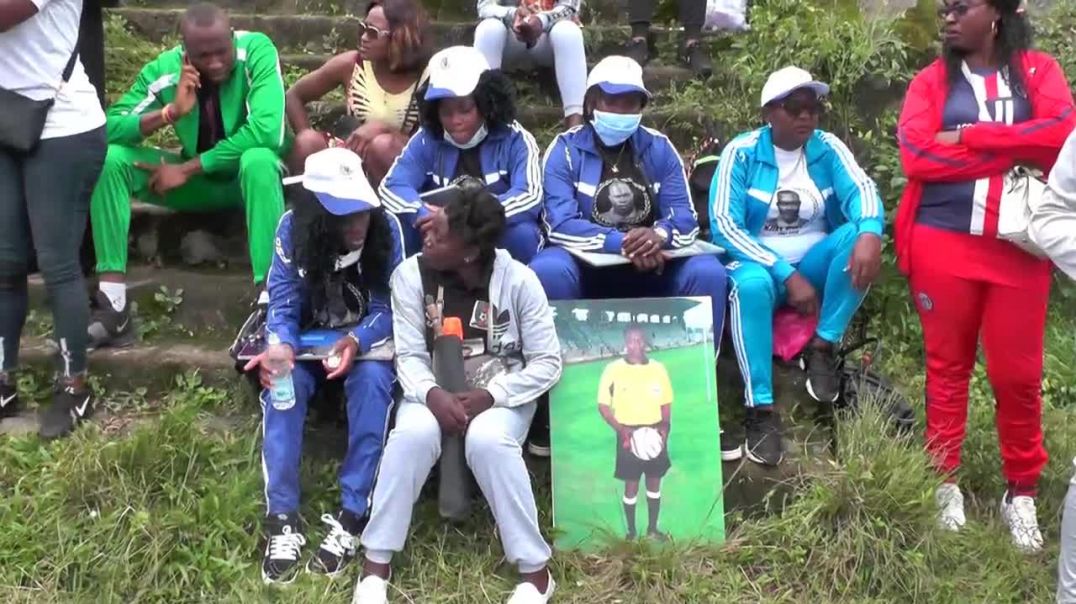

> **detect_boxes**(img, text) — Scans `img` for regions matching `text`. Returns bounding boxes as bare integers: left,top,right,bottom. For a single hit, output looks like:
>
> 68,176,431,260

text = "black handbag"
0,49,80,153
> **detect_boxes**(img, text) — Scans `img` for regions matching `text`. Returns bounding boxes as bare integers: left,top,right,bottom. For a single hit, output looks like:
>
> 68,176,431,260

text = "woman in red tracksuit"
896,0,1074,553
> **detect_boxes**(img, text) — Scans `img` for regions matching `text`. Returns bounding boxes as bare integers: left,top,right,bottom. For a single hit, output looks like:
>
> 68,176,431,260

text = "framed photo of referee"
548,297,725,551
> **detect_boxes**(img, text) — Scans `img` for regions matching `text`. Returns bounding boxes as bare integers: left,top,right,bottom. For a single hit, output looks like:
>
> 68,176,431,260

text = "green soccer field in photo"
549,343,725,551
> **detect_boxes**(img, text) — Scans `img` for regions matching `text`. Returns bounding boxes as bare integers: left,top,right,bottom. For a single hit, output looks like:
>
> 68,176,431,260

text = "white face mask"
444,122,489,150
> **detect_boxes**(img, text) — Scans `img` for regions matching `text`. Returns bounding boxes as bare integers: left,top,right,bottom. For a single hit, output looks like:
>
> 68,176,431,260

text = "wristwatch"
653,226,670,245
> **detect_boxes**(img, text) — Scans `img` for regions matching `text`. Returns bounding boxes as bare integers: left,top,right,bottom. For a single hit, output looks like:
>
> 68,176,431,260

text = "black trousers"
628,0,706,32
0,128,107,376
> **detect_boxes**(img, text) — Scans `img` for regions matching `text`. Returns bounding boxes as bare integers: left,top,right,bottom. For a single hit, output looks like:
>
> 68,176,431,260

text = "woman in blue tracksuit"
710,66,884,467
379,45,543,262
529,55,726,326
246,148,403,585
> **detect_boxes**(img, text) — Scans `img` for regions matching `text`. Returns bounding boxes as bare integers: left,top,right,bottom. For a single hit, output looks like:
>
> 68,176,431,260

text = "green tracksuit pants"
89,144,285,284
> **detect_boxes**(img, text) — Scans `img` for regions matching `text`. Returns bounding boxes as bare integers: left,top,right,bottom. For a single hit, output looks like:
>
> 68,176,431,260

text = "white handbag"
997,165,1048,257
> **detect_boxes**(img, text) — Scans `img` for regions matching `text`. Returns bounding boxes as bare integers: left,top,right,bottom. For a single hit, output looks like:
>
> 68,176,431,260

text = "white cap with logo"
586,55,651,98
760,66,830,107
424,45,491,101
282,148,380,215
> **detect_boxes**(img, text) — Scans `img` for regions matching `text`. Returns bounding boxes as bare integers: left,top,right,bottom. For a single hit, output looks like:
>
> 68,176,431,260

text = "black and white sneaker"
801,341,841,403
720,429,743,461
680,39,713,79
262,513,306,585
744,407,784,466
38,381,93,440
307,512,362,577
88,290,135,350
623,35,653,67
526,395,551,458
0,373,21,420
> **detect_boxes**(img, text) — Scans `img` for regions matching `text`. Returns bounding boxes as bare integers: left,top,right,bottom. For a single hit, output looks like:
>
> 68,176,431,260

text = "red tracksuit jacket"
894,50,1076,274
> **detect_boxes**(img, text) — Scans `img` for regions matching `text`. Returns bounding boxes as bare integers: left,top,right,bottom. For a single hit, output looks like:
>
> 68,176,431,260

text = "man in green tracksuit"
88,3,286,347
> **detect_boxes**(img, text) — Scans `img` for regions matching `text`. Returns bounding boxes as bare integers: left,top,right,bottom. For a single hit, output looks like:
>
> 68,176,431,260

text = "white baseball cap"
760,66,829,107
586,55,651,98
424,46,491,101
282,148,380,215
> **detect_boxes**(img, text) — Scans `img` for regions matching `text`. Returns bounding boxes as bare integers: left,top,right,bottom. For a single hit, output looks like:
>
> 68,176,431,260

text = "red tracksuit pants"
909,224,1052,492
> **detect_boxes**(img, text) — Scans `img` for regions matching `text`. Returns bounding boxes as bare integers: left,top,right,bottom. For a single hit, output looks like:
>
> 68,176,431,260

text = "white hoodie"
391,249,563,407
1031,130,1076,281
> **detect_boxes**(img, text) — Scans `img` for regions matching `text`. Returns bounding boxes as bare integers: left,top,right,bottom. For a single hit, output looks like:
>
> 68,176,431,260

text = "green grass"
550,345,724,551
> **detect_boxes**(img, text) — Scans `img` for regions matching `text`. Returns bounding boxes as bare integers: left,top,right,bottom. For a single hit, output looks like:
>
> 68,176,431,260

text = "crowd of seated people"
5,0,1076,600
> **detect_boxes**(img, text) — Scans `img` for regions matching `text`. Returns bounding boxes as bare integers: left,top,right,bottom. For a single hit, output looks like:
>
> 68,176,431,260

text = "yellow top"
346,60,424,133
597,358,673,426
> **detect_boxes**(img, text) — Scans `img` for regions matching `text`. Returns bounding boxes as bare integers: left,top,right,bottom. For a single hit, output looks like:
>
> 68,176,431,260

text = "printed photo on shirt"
591,177,653,230
548,297,725,551
763,188,823,235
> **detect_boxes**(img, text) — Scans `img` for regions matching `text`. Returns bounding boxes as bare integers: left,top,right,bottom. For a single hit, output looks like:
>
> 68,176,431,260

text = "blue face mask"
591,110,642,146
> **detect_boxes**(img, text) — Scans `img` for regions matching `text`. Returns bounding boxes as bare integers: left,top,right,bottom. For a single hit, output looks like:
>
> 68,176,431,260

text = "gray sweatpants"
1059,460,1076,602
360,400,552,573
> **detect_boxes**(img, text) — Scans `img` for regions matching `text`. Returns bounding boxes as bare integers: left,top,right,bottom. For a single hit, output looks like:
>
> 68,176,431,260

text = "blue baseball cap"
424,46,491,101
282,148,380,215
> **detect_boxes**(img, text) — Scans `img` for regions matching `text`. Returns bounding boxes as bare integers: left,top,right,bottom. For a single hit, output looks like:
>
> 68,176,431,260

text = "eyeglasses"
937,2,984,19
358,21,390,40
778,98,825,117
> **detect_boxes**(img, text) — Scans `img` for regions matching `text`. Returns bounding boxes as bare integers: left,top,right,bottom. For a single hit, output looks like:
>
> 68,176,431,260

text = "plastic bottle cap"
442,317,464,338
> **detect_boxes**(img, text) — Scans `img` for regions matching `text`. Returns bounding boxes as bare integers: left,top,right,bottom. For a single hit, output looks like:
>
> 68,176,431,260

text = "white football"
630,427,664,461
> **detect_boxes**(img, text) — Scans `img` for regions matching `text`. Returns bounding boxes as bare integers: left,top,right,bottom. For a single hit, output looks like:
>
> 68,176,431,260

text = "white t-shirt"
0,0,105,139
758,146,828,264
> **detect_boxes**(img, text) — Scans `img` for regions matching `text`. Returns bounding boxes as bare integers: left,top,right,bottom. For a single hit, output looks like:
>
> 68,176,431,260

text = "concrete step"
28,264,255,339
118,0,647,23
111,8,710,62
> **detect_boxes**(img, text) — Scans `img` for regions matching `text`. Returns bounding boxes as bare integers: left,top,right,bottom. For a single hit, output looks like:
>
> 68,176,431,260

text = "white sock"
99,282,127,312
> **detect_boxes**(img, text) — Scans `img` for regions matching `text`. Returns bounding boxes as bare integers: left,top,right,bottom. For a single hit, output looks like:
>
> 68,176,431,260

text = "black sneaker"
38,380,93,440
87,290,135,350
307,512,363,578
262,512,306,585
0,373,20,419
802,341,841,403
720,430,743,461
680,39,713,79
623,35,653,67
526,396,551,457
744,407,784,466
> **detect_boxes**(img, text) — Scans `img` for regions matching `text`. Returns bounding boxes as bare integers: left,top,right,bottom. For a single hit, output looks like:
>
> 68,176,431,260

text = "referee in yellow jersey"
597,324,673,541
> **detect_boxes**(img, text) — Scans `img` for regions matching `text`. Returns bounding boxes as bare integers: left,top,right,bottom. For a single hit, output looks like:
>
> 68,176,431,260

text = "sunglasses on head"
359,21,390,39
778,97,825,117
937,1,984,18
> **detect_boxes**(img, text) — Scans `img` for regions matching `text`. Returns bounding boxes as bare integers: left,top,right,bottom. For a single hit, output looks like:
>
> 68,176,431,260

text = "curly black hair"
443,184,506,263
944,0,1033,96
417,69,518,137
290,187,395,297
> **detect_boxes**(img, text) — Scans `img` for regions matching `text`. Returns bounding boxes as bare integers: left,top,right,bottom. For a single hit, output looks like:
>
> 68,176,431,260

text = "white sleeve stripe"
502,123,543,216
712,135,778,264
378,134,422,213
130,74,177,115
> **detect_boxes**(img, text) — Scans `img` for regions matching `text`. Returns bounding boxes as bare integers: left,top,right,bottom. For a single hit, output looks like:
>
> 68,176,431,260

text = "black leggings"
0,127,106,376
628,0,706,37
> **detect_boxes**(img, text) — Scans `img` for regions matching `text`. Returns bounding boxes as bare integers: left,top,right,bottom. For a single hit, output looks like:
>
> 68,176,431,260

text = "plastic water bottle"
266,332,295,411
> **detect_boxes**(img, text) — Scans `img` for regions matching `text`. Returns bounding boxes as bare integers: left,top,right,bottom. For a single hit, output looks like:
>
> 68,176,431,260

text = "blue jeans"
727,223,865,407
528,246,728,348
261,359,395,516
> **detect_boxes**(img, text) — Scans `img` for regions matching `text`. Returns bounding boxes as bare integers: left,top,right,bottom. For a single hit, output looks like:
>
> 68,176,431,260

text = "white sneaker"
1000,491,1044,553
936,483,966,532
352,574,389,604
506,574,556,604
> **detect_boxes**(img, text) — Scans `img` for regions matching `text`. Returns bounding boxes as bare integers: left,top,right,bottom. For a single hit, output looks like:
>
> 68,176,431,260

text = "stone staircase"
6,0,852,509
